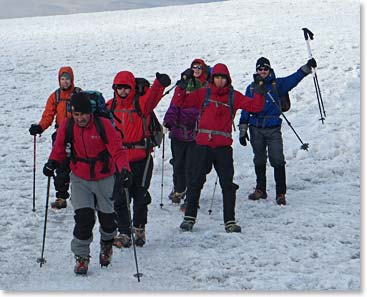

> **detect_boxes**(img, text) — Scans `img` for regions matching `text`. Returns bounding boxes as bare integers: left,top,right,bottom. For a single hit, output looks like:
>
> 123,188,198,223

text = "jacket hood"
112,71,136,103
58,66,74,85
191,58,209,84
210,63,232,85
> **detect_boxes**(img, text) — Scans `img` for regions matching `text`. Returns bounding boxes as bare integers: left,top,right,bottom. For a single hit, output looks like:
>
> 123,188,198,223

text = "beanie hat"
186,78,202,92
70,92,92,114
60,72,72,80
256,57,271,70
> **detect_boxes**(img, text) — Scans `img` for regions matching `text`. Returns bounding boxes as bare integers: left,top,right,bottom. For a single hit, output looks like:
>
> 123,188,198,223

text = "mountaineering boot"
74,255,90,275
180,216,196,232
99,240,113,267
248,189,267,200
225,221,242,233
134,227,146,247
113,233,132,248
276,194,286,206
171,191,186,204
51,198,67,209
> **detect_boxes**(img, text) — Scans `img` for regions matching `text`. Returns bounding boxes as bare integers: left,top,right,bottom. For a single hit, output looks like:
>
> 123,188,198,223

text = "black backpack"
111,78,163,149
64,91,113,178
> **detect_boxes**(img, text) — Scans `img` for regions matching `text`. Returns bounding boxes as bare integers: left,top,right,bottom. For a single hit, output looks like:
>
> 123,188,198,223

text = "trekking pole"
160,131,166,209
161,84,176,98
32,135,36,212
267,91,309,151
36,175,52,267
208,176,218,215
124,187,143,282
302,28,326,124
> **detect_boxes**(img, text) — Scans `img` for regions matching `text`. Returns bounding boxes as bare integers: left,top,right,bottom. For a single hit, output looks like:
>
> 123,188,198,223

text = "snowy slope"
0,0,360,292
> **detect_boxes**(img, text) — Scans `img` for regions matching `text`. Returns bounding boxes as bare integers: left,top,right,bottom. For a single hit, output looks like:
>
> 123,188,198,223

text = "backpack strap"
55,87,82,106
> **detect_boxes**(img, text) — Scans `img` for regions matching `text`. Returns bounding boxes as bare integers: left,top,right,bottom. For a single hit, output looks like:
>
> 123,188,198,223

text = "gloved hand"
120,168,133,188
156,72,171,87
176,68,194,90
252,74,267,95
301,58,317,75
29,124,43,136
239,123,249,146
43,160,58,177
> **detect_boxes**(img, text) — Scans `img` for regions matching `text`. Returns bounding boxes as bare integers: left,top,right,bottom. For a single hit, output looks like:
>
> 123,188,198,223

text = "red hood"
191,58,208,84
210,63,232,85
112,71,136,105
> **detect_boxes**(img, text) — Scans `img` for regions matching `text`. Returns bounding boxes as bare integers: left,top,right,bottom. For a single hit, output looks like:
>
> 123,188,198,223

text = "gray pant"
249,126,287,194
70,173,117,257
249,126,285,167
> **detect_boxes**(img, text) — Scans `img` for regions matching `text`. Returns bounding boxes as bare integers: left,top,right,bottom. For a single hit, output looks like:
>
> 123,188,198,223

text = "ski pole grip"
302,28,314,40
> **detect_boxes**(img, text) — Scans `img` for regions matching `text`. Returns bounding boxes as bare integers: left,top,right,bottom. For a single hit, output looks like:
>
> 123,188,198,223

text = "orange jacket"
39,67,81,131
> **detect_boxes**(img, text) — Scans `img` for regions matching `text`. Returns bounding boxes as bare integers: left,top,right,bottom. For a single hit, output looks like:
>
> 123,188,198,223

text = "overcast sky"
0,0,223,19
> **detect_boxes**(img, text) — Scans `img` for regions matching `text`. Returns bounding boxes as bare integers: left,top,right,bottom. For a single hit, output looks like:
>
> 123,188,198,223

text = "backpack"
250,81,291,112
201,87,236,131
111,78,163,149
55,86,82,107
64,91,114,178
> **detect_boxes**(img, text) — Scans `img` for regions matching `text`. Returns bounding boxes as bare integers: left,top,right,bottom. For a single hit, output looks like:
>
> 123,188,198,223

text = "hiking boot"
225,221,242,233
171,191,186,204
248,189,267,200
134,227,146,247
180,216,195,232
74,255,90,275
99,241,113,267
51,198,67,209
113,233,132,248
276,194,286,206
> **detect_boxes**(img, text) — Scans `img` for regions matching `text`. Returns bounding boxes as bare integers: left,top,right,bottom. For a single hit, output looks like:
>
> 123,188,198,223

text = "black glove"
176,68,194,90
239,123,249,146
156,72,171,87
252,74,267,95
29,124,43,136
43,160,58,177
120,169,133,188
301,58,317,75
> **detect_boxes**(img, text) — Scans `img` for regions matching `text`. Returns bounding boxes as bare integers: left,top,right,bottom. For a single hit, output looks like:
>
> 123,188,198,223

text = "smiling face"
72,111,91,127
192,63,203,78
257,66,270,79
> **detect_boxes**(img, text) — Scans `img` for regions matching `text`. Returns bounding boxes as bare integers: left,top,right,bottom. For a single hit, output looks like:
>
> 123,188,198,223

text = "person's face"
115,84,131,98
257,67,270,79
72,112,91,127
60,76,72,90
213,75,227,88
192,64,203,78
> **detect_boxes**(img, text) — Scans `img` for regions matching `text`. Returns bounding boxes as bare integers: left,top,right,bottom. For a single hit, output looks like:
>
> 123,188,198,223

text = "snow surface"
0,0,361,294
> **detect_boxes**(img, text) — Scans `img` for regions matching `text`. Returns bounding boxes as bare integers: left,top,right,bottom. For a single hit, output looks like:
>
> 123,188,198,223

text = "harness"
197,87,235,141
65,117,110,179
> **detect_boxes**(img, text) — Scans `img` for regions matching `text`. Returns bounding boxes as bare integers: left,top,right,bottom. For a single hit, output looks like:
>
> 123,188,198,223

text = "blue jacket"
239,68,306,128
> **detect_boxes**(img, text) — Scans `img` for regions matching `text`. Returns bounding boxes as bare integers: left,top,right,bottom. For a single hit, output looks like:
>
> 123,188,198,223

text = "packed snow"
0,0,361,294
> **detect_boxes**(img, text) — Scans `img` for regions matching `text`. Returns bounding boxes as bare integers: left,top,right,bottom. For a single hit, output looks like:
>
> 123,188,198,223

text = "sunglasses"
192,65,203,70
257,67,270,72
114,84,131,90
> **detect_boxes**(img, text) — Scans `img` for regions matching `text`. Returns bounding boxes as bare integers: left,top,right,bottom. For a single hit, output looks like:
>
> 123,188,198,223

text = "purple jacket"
163,103,200,142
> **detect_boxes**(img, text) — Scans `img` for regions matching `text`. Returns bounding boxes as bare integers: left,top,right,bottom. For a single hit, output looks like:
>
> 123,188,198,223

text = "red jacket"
49,116,130,181
39,67,81,131
173,63,265,148
106,71,165,162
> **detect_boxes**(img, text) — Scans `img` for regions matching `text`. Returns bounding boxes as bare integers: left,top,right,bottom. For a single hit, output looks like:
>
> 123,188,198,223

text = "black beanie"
256,57,271,70
70,92,92,114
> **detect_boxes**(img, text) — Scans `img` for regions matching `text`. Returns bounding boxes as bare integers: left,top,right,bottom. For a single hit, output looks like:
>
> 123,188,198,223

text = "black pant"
170,138,196,193
52,131,70,199
184,145,239,223
114,155,153,235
